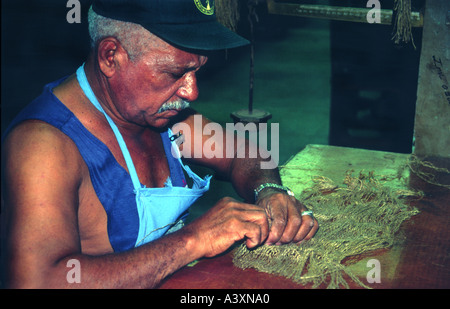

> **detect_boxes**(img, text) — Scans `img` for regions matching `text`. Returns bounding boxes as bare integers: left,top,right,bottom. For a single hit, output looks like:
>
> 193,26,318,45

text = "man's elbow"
2,263,65,289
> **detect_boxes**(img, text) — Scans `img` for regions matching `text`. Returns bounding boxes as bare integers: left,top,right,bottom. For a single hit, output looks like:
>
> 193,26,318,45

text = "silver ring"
301,210,314,219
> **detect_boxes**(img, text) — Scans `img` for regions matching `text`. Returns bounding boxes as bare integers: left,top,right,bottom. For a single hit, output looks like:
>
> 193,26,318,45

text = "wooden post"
413,0,450,159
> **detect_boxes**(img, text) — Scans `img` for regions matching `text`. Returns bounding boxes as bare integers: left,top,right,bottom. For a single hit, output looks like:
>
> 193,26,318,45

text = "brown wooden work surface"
159,145,450,289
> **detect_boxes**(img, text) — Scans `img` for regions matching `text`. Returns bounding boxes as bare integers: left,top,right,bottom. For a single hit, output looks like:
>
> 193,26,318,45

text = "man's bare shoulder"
5,119,75,149
2,119,85,183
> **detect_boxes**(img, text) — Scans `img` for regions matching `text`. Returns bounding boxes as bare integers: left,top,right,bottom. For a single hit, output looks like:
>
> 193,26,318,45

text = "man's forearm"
83,231,197,288
228,156,282,203
7,228,198,289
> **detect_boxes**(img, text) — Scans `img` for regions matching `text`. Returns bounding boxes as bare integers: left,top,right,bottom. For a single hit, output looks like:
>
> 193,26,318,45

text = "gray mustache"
157,100,190,113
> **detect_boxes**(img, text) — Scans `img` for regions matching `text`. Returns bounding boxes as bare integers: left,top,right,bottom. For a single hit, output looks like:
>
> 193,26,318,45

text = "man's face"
109,40,208,129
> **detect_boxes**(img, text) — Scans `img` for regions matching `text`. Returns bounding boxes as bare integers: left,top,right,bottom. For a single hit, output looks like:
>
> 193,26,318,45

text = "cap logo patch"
194,0,214,16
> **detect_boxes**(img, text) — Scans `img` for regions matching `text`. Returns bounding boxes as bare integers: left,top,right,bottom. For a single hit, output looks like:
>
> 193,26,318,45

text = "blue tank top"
2,77,191,252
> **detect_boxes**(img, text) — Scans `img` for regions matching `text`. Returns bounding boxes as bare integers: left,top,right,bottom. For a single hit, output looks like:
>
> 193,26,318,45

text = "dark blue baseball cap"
92,0,249,51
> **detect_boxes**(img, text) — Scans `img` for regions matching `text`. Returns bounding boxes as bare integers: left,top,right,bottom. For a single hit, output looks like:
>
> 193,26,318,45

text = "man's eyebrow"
170,63,202,73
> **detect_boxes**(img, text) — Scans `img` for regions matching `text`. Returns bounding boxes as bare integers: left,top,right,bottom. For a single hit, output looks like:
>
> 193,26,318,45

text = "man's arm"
177,114,319,246
1,121,269,288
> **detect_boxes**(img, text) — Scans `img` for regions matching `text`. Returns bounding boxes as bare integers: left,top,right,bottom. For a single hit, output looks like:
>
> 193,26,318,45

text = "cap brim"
144,21,249,51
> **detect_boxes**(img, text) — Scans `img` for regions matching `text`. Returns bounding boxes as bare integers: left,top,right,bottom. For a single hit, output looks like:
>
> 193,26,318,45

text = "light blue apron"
76,64,211,247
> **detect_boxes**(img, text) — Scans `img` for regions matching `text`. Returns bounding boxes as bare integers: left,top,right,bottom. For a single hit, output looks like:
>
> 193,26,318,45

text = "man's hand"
184,197,270,258
255,191,319,246
184,191,319,260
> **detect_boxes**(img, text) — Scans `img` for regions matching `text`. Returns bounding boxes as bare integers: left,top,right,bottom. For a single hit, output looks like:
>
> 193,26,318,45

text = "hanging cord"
392,0,416,49
247,0,259,113
216,0,240,31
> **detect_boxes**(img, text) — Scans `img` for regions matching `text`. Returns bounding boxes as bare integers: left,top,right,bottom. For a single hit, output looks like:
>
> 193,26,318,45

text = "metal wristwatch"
254,183,295,201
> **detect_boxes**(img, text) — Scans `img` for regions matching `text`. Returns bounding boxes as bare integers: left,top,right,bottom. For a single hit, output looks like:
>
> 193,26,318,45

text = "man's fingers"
304,217,319,241
244,225,265,248
194,198,272,257
245,214,270,248
294,213,319,243
277,207,302,244
264,202,288,245
257,194,320,245
232,203,270,248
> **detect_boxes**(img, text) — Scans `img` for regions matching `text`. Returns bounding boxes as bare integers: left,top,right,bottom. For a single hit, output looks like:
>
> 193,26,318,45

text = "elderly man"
1,0,318,288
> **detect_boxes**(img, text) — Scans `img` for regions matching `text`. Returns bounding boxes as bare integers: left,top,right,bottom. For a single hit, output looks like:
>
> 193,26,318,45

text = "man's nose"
177,72,199,102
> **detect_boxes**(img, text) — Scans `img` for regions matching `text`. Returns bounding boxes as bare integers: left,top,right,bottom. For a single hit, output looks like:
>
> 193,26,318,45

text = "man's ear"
97,38,128,78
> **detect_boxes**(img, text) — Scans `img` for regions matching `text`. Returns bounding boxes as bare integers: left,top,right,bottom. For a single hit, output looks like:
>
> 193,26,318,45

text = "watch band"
254,183,295,201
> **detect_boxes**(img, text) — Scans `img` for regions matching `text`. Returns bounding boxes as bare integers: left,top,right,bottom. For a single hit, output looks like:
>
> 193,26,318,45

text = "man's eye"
170,72,185,79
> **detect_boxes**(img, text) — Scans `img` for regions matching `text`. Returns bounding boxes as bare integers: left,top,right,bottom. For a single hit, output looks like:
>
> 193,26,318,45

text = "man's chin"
150,108,194,129
139,114,172,131
158,109,181,117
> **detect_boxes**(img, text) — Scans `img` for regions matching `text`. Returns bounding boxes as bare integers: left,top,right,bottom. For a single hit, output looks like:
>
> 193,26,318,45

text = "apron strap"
76,64,142,190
